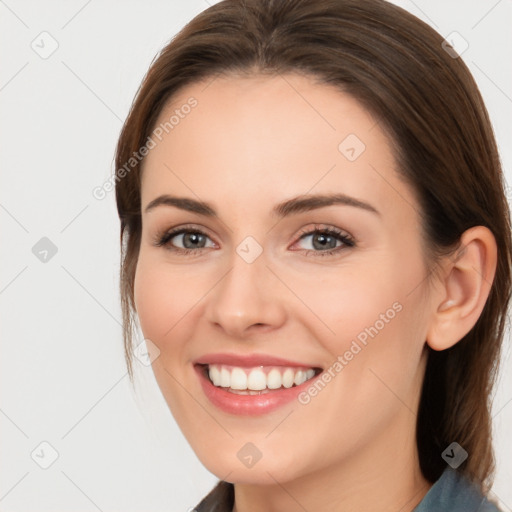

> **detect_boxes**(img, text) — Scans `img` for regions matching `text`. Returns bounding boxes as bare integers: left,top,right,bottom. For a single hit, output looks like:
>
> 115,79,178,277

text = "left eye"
294,227,355,255
156,228,215,251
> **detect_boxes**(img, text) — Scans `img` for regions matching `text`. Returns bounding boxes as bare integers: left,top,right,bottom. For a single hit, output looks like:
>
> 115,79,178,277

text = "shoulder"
413,467,501,512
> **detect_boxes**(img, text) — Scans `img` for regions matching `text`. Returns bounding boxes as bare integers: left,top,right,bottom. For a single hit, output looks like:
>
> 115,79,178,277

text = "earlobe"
426,226,497,351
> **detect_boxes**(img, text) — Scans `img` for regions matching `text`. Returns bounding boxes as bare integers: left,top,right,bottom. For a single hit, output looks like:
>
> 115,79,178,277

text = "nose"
204,246,287,339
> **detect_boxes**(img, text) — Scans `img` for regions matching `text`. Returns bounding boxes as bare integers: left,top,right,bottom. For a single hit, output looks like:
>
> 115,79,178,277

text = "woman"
114,0,511,510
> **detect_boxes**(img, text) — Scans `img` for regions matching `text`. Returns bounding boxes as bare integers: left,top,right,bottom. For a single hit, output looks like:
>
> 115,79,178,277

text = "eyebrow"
143,193,380,217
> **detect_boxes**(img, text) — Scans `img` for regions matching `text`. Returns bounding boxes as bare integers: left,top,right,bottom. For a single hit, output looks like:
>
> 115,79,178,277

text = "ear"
426,226,497,351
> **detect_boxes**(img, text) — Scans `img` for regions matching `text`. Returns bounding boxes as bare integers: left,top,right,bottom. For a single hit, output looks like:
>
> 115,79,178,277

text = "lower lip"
195,365,319,416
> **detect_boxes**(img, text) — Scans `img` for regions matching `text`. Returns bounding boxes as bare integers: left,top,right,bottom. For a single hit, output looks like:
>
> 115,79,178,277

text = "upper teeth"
208,364,316,390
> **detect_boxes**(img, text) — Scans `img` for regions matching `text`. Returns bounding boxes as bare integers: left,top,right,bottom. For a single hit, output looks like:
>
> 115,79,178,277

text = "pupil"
185,233,204,248
314,233,335,250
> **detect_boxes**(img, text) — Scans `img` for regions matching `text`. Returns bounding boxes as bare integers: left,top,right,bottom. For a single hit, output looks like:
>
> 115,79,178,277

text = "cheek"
133,257,202,416
133,257,193,343
294,252,428,390
288,264,405,349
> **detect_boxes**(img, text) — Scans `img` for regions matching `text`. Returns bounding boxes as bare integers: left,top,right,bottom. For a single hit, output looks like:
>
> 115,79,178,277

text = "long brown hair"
114,0,512,492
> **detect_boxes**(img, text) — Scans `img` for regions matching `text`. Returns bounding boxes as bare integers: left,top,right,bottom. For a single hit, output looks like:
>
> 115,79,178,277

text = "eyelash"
153,223,355,258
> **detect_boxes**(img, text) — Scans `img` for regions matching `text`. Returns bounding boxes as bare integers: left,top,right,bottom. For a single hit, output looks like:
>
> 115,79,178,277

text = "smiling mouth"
196,363,323,395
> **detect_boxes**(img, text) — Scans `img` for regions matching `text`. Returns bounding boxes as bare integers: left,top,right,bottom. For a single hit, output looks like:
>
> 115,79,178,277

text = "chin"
194,447,308,486
207,462,300,486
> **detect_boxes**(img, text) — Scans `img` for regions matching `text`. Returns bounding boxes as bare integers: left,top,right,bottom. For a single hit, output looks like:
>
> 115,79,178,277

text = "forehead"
140,73,416,222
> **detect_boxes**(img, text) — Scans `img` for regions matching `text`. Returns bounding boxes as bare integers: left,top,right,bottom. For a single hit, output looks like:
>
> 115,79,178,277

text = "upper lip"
193,352,323,369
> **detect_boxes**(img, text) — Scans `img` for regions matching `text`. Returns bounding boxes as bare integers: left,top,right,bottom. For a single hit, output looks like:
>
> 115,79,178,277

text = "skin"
133,73,497,512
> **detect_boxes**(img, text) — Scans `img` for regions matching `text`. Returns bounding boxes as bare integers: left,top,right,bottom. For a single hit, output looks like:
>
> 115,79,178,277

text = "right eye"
154,226,216,255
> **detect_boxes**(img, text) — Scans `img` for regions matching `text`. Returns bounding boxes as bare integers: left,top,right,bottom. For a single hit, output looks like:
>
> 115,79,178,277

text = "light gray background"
1,1,511,511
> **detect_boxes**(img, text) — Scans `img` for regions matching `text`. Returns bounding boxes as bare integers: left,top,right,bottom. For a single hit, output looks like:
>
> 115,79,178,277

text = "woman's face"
134,73,436,485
